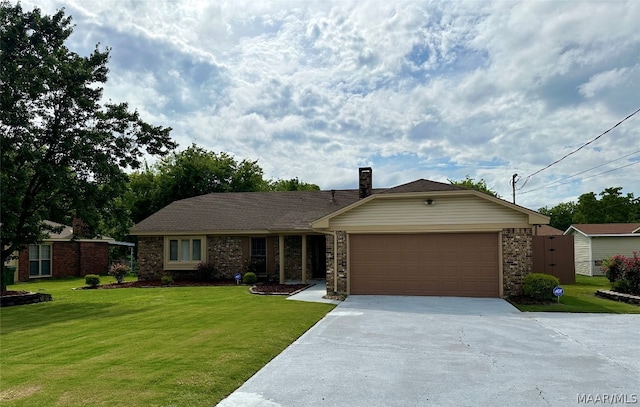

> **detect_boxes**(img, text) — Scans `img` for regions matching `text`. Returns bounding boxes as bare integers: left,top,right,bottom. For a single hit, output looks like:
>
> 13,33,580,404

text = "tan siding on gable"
328,196,529,230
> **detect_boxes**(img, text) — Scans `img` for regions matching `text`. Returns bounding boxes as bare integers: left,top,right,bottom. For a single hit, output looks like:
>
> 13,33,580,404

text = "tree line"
538,187,639,232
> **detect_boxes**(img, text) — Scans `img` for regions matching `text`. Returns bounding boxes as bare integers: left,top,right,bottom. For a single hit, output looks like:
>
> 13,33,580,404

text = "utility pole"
511,173,518,204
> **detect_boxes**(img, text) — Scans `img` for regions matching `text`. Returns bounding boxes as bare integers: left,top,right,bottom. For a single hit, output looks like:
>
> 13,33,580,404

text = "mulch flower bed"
2,281,311,298
250,284,310,295
1,290,31,297
76,280,309,295
507,295,555,306
93,279,238,289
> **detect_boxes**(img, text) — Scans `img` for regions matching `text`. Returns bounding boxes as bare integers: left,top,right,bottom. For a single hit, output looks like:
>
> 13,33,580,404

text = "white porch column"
301,234,307,284
279,235,285,284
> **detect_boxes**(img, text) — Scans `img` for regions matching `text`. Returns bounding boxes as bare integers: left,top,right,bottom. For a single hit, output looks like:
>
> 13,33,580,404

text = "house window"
251,237,267,258
167,237,203,263
249,237,267,276
29,244,52,277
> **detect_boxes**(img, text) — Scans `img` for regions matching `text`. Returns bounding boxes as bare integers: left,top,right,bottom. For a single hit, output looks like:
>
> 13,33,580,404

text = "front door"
310,235,327,279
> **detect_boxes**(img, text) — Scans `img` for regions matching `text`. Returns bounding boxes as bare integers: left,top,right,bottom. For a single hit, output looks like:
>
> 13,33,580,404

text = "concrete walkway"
218,296,640,407
286,279,340,305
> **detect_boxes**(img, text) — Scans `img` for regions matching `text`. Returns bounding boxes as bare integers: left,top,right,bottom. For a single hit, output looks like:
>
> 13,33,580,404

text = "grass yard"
0,277,335,406
512,275,640,313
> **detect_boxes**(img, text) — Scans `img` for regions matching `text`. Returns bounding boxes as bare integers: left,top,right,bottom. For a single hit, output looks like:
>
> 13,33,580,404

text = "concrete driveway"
218,296,639,407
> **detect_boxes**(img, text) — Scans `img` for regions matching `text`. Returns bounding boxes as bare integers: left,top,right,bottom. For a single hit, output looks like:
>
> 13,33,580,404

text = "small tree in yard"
109,263,130,284
0,2,176,292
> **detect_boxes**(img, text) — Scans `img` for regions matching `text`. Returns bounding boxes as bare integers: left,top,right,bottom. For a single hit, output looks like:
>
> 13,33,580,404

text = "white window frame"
29,244,52,278
164,236,205,269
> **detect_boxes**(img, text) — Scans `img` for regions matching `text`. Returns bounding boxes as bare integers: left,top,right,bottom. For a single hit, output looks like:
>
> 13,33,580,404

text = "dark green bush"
523,273,560,301
611,279,631,294
195,262,218,282
85,274,100,287
243,272,257,285
161,275,173,286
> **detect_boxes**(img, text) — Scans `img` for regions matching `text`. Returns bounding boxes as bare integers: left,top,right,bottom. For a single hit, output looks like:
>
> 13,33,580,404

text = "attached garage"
311,179,551,298
350,233,500,297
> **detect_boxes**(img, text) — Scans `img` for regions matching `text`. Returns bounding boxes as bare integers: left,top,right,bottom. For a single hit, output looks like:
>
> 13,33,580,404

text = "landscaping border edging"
595,289,640,305
0,292,53,307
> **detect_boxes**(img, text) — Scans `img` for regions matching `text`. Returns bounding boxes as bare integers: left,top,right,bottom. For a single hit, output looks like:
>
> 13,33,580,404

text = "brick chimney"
359,167,372,199
72,216,89,238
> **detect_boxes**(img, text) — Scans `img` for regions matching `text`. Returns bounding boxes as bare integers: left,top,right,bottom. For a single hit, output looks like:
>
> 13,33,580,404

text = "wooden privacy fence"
532,235,575,284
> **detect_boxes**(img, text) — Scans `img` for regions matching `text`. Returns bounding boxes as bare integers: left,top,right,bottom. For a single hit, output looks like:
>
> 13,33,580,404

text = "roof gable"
313,188,549,229
40,220,114,242
381,179,463,194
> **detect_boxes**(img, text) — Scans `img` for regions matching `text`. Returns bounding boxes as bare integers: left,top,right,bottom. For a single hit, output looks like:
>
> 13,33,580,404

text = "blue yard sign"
553,286,564,303
235,273,242,284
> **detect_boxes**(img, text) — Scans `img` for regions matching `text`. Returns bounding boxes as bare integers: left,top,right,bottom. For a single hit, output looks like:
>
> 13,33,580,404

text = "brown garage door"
350,233,500,297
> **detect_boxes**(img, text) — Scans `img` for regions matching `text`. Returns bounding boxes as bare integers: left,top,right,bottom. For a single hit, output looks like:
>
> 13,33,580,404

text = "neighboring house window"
29,244,52,277
166,237,203,263
250,237,267,276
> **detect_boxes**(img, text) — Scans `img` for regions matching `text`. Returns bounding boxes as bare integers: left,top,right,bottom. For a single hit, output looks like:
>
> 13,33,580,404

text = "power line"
517,107,640,190
519,160,640,195
519,150,640,195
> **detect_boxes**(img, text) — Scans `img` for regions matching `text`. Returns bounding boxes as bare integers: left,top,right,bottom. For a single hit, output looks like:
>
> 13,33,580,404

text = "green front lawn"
0,278,335,406
512,275,640,313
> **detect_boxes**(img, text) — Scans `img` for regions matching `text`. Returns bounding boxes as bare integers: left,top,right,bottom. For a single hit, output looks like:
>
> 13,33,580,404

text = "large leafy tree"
538,202,576,231
127,145,321,223
448,175,500,198
127,145,270,223
0,3,176,290
270,177,320,192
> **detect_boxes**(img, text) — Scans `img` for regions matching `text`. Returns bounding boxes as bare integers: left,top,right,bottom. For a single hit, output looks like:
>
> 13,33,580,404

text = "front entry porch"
275,234,326,284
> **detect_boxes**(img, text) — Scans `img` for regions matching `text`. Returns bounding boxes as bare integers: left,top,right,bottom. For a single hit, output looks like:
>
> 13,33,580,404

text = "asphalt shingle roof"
569,223,640,235
381,179,464,194
535,225,564,236
131,179,477,234
132,189,363,233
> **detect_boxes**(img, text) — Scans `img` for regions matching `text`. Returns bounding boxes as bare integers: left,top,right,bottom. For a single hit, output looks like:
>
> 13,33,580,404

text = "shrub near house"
602,252,640,295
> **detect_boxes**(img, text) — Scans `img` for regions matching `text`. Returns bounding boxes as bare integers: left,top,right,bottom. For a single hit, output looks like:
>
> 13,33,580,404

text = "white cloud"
18,0,640,210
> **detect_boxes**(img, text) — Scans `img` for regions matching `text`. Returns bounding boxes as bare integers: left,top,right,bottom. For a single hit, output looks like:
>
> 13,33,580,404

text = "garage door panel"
350,233,499,297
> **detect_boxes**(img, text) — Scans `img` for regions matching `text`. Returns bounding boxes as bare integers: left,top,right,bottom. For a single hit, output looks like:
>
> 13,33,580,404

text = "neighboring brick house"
15,220,114,282
131,168,550,298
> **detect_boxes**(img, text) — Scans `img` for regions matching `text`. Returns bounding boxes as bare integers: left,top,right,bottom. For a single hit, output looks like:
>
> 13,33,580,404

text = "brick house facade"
17,241,110,281
132,169,549,297
13,220,114,282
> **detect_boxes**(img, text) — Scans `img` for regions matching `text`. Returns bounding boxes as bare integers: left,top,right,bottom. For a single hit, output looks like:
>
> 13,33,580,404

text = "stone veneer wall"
502,227,533,296
137,237,164,280
326,231,348,294
207,236,246,279
283,236,302,280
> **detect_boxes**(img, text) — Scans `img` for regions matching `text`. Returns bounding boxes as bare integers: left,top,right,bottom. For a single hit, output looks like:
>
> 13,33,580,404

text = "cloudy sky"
23,0,640,210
